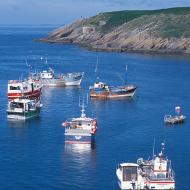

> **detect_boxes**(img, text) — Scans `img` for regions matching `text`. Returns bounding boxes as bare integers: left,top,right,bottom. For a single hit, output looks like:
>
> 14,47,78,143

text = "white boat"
116,143,175,190
164,106,186,124
31,68,84,87
62,100,97,144
164,115,186,124
7,98,42,120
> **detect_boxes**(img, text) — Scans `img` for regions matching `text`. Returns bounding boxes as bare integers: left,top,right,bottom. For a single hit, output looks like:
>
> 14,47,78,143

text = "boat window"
149,174,157,180
10,86,20,90
18,103,24,108
123,166,137,181
28,103,32,110
11,102,23,108
157,173,165,179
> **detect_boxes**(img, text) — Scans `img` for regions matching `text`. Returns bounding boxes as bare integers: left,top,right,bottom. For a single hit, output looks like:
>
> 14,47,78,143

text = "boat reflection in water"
7,117,41,128
42,86,81,107
62,142,97,189
64,142,96,169
7,120,29,128
64,142,96,154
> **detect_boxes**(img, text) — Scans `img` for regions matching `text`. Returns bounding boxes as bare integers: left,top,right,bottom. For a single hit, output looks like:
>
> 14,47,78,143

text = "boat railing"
65,128,91,134
148,173,174,181
9,107,24,112
171,169,175,179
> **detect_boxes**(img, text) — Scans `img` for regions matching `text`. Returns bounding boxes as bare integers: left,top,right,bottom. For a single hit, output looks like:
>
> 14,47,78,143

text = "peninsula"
40,7,190,55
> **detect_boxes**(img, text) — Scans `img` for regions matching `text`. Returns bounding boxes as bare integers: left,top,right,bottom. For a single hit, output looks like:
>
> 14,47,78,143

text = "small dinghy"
164,106,186,124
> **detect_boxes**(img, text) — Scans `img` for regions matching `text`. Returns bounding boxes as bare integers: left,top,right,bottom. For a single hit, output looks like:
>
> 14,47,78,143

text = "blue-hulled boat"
62,104,97,144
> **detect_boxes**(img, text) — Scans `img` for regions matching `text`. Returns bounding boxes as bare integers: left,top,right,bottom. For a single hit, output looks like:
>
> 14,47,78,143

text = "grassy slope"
83,7,190,38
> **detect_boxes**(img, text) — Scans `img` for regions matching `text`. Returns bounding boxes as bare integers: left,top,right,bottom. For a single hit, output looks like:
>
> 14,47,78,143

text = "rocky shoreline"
39,8,190,56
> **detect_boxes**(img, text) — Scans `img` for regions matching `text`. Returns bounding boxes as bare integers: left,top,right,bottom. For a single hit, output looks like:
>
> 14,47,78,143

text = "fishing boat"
62,101,97,144
116,142,175,190
32,68,84,87
89,81,136,98
7,98,42,120
7,79,42,101
164,106,186,124
89,62,136,99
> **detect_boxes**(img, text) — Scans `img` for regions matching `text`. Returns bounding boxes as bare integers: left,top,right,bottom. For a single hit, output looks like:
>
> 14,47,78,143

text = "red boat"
7,79,42,101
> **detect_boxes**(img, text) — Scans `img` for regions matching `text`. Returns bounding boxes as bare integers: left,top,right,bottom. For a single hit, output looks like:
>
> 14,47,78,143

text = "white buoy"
175,106,181,114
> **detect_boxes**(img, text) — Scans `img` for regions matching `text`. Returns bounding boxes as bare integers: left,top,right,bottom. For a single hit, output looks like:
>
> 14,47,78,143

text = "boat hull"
145,178,175,190
90,87,136,99
7,109,40,120
164,115,186,124
65,133,95,144
8,88,42,101
40,73,83,87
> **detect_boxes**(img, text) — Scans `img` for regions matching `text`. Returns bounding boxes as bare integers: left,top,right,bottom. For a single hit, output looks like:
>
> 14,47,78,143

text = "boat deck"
65,128,92,136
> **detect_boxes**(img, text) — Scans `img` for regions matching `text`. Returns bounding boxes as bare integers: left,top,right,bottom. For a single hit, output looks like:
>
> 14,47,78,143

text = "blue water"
0,27,190,190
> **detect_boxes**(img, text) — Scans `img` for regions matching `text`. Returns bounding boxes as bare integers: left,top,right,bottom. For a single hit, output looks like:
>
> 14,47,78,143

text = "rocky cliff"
40,7,190,55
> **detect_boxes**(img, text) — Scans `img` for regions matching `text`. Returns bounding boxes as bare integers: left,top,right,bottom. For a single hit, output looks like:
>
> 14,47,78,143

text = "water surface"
0,27,190,190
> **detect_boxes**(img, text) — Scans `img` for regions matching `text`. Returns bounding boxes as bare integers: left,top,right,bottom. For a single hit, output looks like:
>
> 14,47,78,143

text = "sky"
0,0,190,25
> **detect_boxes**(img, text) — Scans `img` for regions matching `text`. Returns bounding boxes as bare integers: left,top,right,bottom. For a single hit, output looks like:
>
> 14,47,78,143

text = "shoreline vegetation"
38,7,190,56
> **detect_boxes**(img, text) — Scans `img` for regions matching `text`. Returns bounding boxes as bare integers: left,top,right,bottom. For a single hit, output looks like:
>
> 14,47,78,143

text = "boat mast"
152,137,156,159
117,65,128,85
95,56,99,82
125,65,128,85
79,95,86,118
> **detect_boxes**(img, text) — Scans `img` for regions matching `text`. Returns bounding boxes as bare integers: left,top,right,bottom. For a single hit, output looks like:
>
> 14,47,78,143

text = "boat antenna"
95,56,98,73
152,137,156,159
116,72,125,85
116,65,128,85
95,56,99,82
25,59,32,75
79,95,86,118
87,93,89,105
125,64,128,85
25,58,29,74
81,95,86,118
40,56,43,64
25,58,28,67
45,57,48,64
79,95,81,107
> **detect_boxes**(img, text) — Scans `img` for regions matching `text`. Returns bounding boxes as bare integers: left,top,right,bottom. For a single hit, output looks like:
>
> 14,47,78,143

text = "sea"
0,26,189,190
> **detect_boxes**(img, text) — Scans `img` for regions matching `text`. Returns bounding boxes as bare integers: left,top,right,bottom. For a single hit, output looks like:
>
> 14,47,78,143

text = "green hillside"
83,7,190,37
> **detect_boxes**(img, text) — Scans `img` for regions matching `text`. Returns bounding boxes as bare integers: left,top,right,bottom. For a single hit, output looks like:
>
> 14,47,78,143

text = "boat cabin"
40,71,54,79
118,163,138,182
8,80,40,93
8,99,36,112
67,118,96,131
8,80,21,91
94,82,106,89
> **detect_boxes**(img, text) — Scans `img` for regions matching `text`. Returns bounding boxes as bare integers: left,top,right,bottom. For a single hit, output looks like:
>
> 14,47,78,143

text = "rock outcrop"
40,7,190,55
